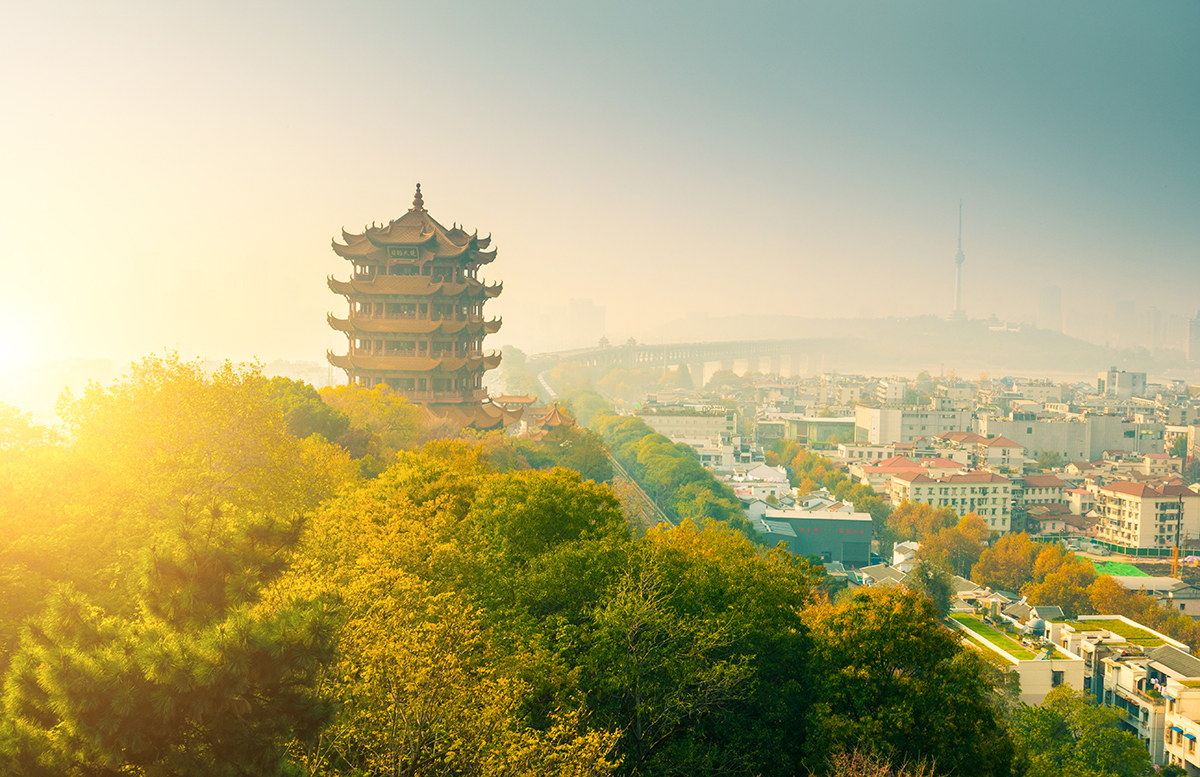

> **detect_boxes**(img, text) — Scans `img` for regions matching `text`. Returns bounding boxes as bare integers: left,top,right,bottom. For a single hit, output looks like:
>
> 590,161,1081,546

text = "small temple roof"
491,393,539,406
525,403,576,428
424,401,523,430
332,184,496,265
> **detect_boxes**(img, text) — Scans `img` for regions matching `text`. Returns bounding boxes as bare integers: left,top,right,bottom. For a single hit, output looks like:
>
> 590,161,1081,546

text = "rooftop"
1062,617,1168,647
1148,645,1200,678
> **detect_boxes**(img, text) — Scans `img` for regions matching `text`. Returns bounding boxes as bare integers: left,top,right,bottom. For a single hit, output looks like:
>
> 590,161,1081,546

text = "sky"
1,0,1198,372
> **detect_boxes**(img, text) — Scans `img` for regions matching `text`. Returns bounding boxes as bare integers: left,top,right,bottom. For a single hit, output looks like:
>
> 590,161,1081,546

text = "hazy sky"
1,0,1197,369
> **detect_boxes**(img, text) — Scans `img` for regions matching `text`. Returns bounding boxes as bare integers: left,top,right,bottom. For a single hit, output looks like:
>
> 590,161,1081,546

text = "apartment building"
889,470,1013,531
977,413,1166,461
855,405,972,445
1104,646,1200,765
637,406,737,448
1094,481,1200,554
976,436,1026,468
1019,474,1068,506
1098,367,1149,399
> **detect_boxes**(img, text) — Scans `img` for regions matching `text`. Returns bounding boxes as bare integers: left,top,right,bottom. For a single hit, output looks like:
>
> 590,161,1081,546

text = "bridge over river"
538,338,852,380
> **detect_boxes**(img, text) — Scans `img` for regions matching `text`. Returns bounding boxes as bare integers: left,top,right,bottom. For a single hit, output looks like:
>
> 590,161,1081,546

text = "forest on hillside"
0,355,1161,776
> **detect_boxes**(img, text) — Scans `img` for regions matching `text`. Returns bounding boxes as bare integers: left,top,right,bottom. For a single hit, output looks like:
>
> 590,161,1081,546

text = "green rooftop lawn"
1092,562,1150,577
1065,618,1165,647
950,615,1038,659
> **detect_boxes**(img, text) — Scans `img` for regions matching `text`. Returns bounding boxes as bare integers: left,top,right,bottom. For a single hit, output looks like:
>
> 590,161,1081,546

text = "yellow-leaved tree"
277,442,621,777
0,354,356,668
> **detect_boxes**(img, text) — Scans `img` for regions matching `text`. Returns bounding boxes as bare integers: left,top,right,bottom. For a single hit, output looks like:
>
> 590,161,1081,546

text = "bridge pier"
768,356,782,376
720,359,734,372
792,353,807,377
689,362,705,388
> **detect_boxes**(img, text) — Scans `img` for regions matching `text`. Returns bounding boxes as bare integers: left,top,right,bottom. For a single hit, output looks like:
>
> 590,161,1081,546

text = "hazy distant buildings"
567,298,607,347
1037,286,1063,333
1097,367,1148,399
1189,311,1200,362
976,413,1164,461
946,203,967,322
854,405,972,445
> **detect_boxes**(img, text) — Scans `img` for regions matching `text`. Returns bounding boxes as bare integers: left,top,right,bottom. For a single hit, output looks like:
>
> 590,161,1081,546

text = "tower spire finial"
958,199,963,250
412,183,424,211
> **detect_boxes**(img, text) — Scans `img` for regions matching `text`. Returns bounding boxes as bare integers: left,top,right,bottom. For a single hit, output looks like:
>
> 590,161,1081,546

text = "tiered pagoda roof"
332,185,496,267
327,314,502,336
326,352,503,373
326,277,503,298
327,184,513,420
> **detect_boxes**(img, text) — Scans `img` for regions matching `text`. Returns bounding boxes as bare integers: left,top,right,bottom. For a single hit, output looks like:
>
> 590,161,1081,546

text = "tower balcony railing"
351,347,487,359
389,388,489,402
349,311,489,323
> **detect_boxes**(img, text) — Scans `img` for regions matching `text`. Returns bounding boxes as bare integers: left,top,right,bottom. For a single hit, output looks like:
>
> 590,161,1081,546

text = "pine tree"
0,502,337,776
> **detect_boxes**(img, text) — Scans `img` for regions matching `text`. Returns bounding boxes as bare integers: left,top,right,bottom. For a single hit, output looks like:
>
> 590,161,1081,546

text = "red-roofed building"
976,436,1026,468
1020,474,1068,507
936,431,988,446
888,470,1013,531
1095,480,1200,554
848,456,923,493
1142,452,1182,477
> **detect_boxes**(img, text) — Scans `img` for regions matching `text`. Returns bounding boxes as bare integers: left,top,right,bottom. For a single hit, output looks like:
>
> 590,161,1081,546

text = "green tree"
0,355,356,671
580,521,818,776
0,502,337,777
1011,685,1151,777
1037,451,1067,470
806,587,1014,776
265,376,351,442
281,452,620,776
904,559,953,618
0,403,57,452
1171,435,1188,460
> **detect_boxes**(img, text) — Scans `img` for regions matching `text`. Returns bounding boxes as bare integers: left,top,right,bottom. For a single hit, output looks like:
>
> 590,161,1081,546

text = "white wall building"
1094,482,1200,553
855,405,972,445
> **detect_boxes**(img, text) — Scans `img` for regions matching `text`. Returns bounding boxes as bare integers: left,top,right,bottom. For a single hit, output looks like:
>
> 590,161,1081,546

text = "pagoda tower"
327,184,504,411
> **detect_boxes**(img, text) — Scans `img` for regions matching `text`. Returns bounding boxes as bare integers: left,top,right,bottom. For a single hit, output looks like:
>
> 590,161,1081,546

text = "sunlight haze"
1,0,1197,368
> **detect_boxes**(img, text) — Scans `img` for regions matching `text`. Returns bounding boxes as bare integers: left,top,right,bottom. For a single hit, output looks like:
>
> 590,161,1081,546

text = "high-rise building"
327,185,509,424
946,202,966,322
1037,286,1063,333
1097,367,1148,399
1189,311,1200,362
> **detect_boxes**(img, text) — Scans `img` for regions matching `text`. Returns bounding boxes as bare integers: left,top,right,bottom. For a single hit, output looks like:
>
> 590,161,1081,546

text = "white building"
1099,367,1148,399
855,405,972,445
977,414,1166,461
889,471,1013,531
875,379,907,404
637,407,737,448
1094,481,1200,554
